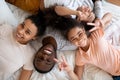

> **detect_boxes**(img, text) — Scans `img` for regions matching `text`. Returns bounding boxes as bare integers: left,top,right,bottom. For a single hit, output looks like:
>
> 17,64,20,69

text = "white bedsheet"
5,1,120,80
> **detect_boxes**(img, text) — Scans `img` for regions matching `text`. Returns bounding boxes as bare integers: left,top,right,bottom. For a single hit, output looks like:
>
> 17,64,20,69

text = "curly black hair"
26,10,46,37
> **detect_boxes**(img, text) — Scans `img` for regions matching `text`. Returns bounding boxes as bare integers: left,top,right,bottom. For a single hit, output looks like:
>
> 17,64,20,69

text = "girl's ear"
32,36,37,40
83,28,90,37
82,28,86,32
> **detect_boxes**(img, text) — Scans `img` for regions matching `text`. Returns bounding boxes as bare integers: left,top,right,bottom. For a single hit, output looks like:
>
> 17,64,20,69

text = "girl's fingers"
53,58,59,63
87,23,100,32
89,26,99,32
54,58,63,71
61,56,67,64
87,23,96,26
58,63,62,71
87,21,100,27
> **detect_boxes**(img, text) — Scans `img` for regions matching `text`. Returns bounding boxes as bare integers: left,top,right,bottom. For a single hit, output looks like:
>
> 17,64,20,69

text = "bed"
1,0,120,80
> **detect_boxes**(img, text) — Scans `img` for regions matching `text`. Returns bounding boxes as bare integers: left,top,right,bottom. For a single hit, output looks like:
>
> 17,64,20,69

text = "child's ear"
32,37,37,40
82,28,85,32
83,28,90,37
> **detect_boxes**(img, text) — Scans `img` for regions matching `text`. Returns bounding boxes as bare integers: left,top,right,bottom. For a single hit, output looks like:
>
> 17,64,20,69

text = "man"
33,36,57,73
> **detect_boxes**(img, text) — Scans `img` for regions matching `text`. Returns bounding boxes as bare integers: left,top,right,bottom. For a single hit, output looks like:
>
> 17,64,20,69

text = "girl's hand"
87,19,104,32
54,56,72,73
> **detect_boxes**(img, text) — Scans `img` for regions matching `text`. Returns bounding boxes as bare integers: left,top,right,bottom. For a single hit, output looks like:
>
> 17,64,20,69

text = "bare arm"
55,6,81,16
67,69,79,80
74,65,84,80
19,68,33,80
54,56,79,80
101,12,112,28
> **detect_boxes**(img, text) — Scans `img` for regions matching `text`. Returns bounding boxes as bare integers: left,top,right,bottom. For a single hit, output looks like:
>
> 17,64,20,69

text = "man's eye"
40,57,44,60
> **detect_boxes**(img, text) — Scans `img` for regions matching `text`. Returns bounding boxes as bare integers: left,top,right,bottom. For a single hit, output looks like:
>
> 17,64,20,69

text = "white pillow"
7,2,76,51
0,0,18,26
31,27,77,51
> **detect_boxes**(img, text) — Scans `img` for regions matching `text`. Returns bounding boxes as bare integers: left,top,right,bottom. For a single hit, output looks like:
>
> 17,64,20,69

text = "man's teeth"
44,50,52,54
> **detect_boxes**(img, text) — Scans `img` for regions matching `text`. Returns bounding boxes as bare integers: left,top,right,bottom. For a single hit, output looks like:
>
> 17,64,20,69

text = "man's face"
34,44,56,72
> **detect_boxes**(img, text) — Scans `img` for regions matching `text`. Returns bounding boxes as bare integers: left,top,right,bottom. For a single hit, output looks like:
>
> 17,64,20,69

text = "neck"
81,39,90,52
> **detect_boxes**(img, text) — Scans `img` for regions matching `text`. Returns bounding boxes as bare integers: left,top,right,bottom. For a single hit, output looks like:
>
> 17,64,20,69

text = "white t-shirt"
0,23,35,79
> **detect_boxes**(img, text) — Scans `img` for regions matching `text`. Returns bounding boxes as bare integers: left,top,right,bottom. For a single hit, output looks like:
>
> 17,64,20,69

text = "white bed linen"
2,0,120,80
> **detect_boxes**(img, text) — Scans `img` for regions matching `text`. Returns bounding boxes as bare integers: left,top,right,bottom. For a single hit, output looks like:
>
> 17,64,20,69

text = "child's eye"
72,38,77,42
25,30,30,35
72,38,76,41
21,22,25,28
79,33,82,37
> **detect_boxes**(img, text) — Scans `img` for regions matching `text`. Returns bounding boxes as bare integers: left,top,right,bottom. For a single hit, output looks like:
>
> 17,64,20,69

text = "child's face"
68,27,88,47
77,6,95,22
15,19,37,44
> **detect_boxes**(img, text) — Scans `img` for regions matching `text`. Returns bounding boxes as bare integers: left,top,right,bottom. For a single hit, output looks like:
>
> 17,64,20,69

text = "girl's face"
15,19,37,44
68,27,88,47
77,6,95,22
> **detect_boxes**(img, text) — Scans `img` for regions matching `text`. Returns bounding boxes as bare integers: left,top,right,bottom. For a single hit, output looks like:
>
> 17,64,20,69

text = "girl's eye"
79,33,82,37
72,38,76,41
21,22,25,28
25,30,30,35
71,38,77,43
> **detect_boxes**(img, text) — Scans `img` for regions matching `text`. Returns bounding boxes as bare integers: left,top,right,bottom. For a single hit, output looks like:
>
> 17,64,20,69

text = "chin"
79,43,86,48
18,40,26,44
75,44,80,47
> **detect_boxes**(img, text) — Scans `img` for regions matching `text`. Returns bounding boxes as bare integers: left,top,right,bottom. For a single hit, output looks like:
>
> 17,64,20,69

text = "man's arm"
19,68,33,80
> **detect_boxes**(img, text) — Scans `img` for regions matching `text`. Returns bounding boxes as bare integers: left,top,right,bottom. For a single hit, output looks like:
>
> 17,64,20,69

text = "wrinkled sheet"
6,1,120,80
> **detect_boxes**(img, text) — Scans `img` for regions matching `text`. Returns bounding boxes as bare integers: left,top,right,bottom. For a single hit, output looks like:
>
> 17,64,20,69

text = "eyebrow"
70,31,81,41
23,22,32,34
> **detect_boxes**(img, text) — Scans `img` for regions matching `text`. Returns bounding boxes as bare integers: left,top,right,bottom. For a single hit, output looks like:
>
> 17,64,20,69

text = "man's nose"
43,54,48,60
